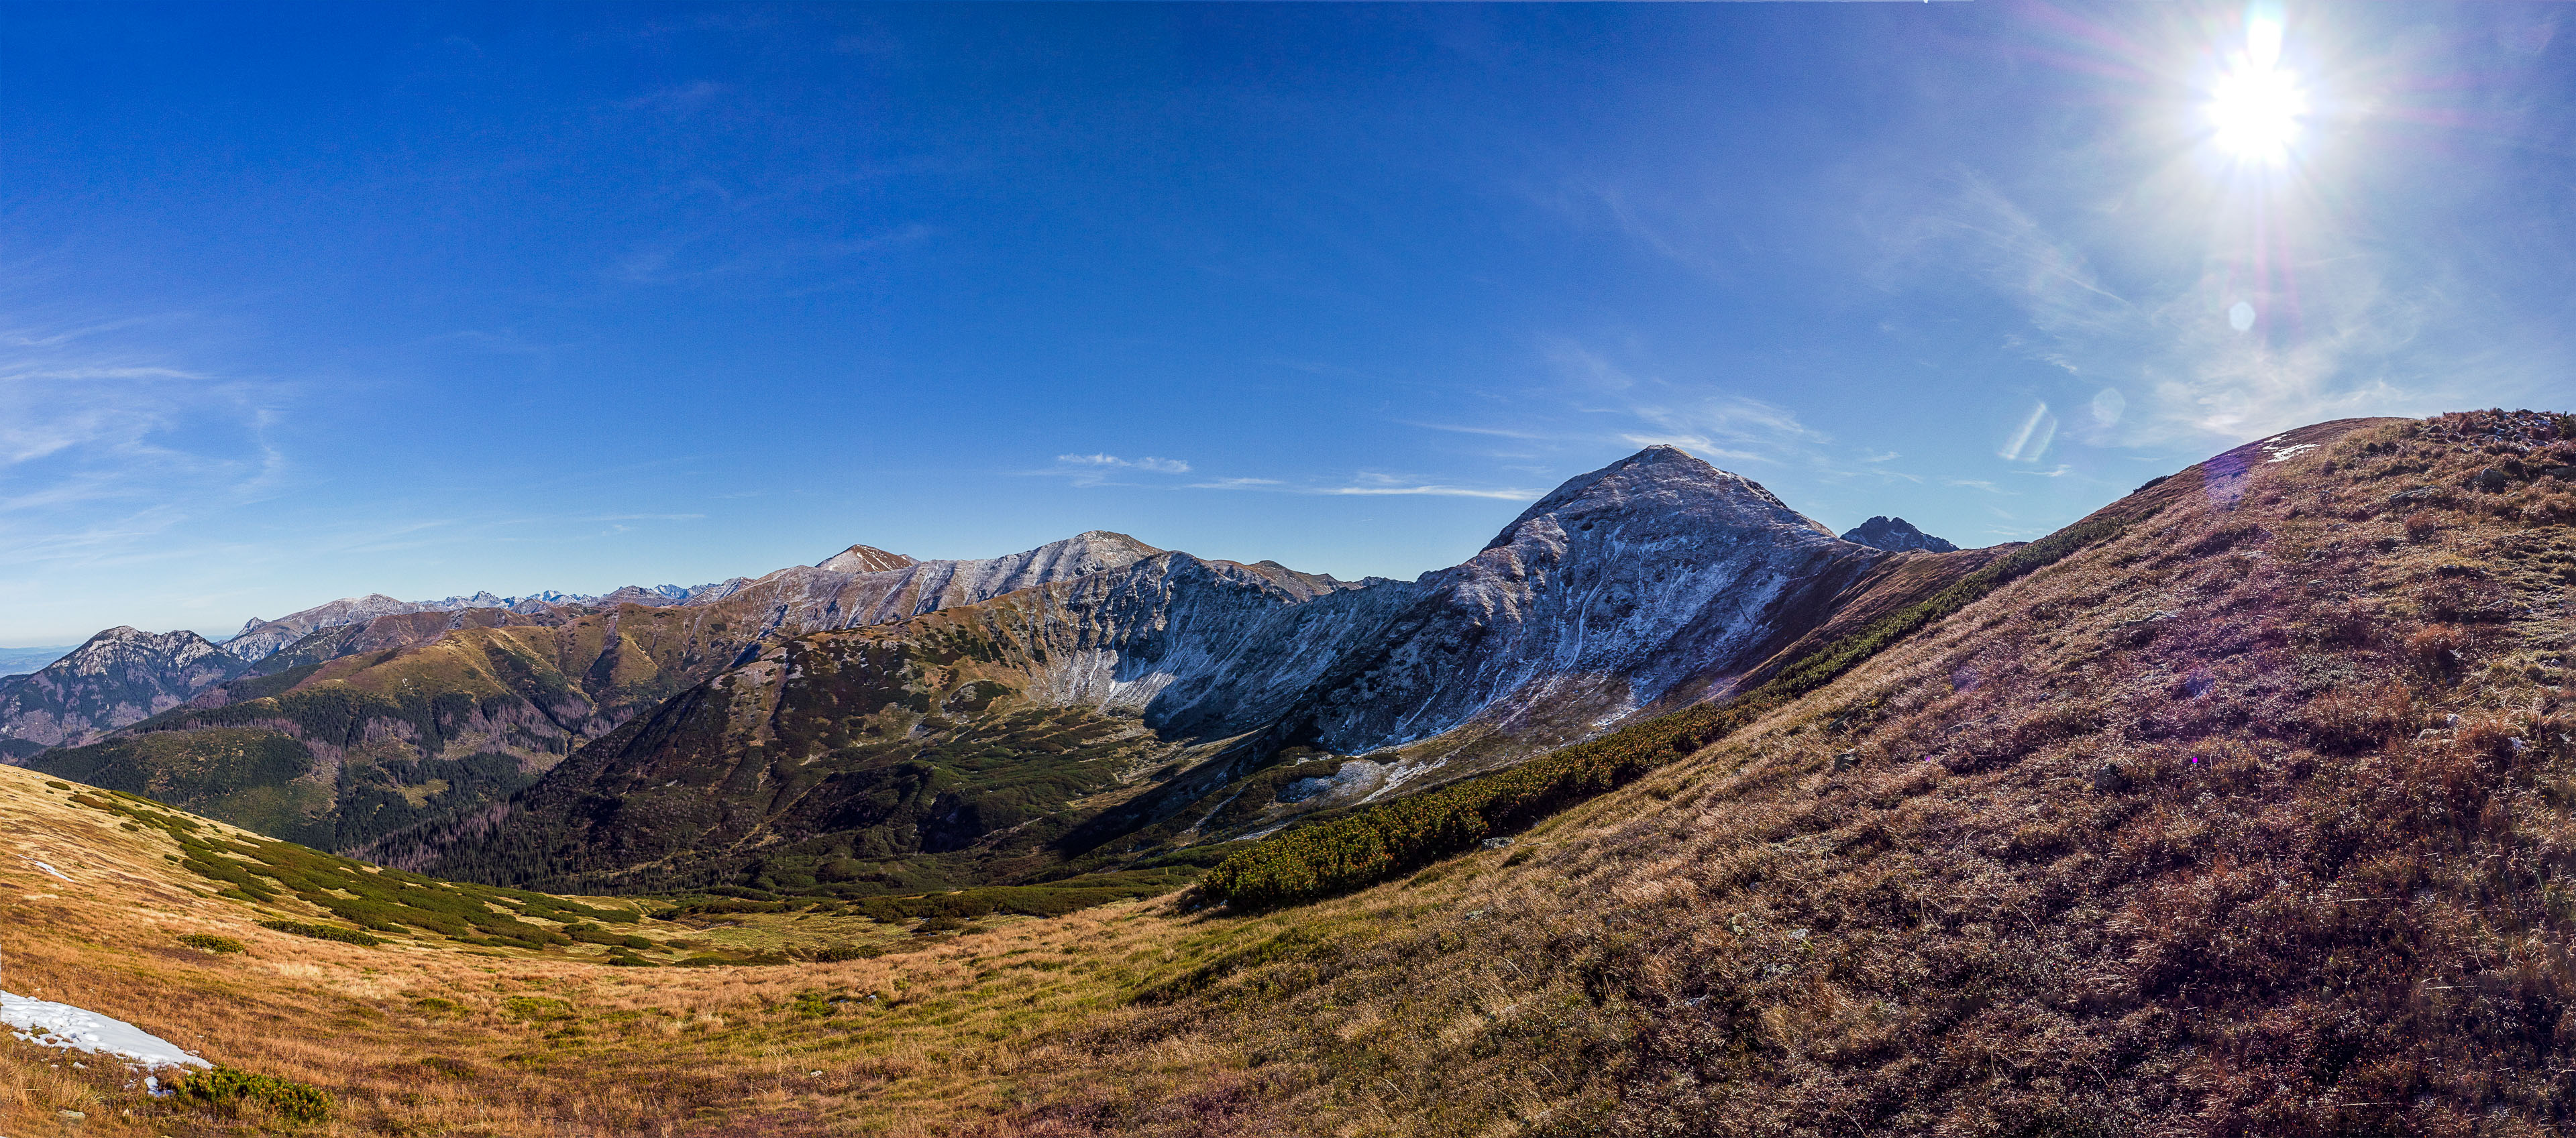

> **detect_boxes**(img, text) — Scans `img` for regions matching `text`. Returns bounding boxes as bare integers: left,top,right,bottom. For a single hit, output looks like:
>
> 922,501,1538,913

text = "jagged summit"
1485,445,1837,552
1839,514,1960,553
816,543,918,575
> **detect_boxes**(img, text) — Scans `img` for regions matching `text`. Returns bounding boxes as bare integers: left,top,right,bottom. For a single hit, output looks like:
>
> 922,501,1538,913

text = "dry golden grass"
0,760,1259,1137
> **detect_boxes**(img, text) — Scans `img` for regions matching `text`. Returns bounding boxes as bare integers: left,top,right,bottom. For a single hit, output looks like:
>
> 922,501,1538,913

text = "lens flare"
2206,13,2306,163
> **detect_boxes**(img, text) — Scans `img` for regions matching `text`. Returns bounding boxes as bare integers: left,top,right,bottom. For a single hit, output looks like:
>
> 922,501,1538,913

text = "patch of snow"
25,859,73,884
2264,443,2318,463
1,990,209,1069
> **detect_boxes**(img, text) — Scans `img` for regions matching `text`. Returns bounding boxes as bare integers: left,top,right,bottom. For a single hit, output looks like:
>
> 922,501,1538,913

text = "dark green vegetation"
256,919,383,947
67,787,648,949
173,1067,333,1123
174,933,246,954
657,866,1199,922
1200,509,2146,907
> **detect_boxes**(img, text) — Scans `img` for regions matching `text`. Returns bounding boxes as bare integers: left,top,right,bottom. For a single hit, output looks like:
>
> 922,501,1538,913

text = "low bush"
500,996,574,1021
258,919,382,947
174,1066,333,1123
175,932,246,954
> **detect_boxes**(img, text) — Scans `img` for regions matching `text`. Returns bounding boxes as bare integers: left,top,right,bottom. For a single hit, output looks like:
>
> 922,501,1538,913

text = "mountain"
219,581,741,663
0,628,250,758
395,447,2001,895
17,532,1187,856
1838,514,1960,552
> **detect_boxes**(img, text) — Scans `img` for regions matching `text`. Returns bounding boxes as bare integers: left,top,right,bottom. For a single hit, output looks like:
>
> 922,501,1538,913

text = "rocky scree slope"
402,447,1986,896
999,410,2576,1138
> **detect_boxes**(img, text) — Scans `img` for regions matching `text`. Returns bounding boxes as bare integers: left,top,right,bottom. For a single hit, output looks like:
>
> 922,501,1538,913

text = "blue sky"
3,1,2569,644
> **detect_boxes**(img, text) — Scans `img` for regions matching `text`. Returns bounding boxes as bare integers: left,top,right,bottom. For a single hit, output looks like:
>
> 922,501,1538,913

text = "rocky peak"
1839,516,1960,553
1484,445,1839,553
62,626,227,675
0,625,248,754
816,544,919,575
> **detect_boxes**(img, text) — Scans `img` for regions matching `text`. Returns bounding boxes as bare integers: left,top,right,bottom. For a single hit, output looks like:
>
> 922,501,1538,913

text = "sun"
2205,13,2306,163
2208,64,2306,161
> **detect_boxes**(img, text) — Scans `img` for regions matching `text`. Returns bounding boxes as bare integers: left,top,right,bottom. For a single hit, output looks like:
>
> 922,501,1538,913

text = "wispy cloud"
1320,476,1542,501
1187,471,1539,501
1036,452,1194,488
0,304,289,581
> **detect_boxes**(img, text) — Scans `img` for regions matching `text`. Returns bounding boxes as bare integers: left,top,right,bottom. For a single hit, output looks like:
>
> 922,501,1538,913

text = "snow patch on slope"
2,990,209,1069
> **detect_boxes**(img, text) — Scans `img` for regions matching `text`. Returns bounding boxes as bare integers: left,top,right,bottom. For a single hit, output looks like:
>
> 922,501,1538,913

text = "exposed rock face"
1839,515,1960,553
0,628,248,756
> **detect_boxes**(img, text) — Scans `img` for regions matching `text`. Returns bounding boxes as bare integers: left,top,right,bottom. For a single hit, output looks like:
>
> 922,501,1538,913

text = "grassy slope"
968,411,2576,1136
0,759,1229,1138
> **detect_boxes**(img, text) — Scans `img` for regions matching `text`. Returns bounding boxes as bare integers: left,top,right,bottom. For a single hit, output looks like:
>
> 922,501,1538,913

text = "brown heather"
7,410,2575,1137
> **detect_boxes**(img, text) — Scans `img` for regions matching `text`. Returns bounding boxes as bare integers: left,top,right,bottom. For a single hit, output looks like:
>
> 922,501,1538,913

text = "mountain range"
4,446,1985,893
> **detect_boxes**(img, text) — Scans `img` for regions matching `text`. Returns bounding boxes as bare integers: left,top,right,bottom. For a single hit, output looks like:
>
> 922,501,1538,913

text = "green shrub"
176,933,246,954
500,996,574,1021
258,919,381,947
174,1066,333,1123
813,943,885,962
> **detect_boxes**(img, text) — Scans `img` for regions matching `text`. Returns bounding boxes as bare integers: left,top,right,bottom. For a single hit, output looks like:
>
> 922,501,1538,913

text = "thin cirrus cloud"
0,311,287,572
1038,452,1193,488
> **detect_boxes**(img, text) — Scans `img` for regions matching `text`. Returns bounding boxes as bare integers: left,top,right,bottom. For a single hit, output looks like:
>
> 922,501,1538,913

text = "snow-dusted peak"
62,626,227,675
1484,445,1838,553
816,543,918,575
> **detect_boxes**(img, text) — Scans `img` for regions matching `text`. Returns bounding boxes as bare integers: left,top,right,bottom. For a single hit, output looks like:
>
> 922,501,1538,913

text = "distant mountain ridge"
221,580,745,663
1839,514,1959,553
